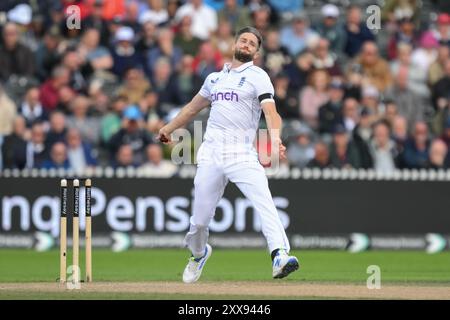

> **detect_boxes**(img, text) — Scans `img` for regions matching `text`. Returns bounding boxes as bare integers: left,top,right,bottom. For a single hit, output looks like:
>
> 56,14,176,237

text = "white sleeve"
198,74,214,100
254,72,275,105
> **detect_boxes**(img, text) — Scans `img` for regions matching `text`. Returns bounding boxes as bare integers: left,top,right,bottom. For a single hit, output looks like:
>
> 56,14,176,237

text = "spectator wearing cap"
110,26,144,79
18,86,48,128
318,78,345,135
411,31,439,72
107,104,154,165
175,0,218,41
369,120,399,173
66,127,97,172
40,142,71,169
39,65,71,112
401,121,430,169
299,69,330,130
311,38,342,77
343,5,376,58
313,4,346,55
138,0,169,27
0,84,17,136
280,11,318,57
348,41,392,92
146,28,183,79
426,138,449,169
432,59,450,111
66,95,101,147
387,15,420,60
273,71,300,120
329,123,361,169
140,143,178,177
0,22,35,82
428,45,450,86
432,13,450,47
287,124,315,169
352,106,375,169
385,62,426,130
390,42,430,100
83,0,111,47
116,67,151,104
8,3,41,52
218,0,252,32
173,15,202,57
307,141,332,169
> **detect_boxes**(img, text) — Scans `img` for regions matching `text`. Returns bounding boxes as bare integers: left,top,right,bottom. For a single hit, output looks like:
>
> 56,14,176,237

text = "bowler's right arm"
157,94,210,144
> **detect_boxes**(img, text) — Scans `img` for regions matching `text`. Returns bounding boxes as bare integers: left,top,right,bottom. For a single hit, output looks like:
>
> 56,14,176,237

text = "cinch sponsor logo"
211,91,239,102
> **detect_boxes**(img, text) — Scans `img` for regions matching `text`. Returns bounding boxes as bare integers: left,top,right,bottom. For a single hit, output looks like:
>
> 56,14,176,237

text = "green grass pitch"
0,249,449,299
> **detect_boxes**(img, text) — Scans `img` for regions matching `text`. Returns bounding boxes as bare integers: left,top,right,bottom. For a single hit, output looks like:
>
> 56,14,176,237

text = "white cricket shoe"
272,250,299,279
182,244,212,283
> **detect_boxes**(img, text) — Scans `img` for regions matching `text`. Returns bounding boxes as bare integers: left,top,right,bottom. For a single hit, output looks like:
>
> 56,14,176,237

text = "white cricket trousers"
184,143,290,257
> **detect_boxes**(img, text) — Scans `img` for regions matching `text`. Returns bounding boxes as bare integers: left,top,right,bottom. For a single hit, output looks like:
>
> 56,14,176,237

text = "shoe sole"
273,258,299,279
183,245,212,283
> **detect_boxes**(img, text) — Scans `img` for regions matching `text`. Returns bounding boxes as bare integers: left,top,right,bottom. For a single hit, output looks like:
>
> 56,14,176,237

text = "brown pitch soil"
1,282,450,299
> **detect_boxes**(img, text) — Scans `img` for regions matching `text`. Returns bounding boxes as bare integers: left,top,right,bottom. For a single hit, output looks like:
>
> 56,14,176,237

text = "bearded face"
234,48,254,63
233,31,260,62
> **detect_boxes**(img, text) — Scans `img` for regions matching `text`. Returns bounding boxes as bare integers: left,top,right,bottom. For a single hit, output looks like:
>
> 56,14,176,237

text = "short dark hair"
235,26,262,49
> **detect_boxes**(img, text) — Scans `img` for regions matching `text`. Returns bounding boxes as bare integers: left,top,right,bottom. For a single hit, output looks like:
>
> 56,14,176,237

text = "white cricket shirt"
198,61,275,151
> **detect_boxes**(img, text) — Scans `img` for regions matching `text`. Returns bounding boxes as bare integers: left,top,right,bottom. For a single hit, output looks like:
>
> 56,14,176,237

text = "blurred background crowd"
0,0,450,177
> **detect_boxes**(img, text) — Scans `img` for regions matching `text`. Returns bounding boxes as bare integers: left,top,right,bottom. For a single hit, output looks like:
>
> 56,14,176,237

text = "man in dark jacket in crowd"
0,22,35,81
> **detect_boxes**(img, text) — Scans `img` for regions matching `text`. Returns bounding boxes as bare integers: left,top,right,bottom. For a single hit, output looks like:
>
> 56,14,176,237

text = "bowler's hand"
156,126,172,144
274,138,287,160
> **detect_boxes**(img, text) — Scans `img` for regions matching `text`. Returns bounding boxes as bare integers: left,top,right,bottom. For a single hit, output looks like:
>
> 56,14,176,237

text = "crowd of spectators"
0,0,450,177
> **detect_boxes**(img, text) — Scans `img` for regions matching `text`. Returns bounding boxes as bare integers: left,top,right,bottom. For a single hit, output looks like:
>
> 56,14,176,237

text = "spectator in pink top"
299,69,330,129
